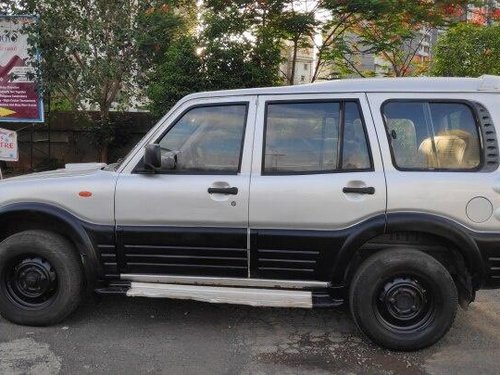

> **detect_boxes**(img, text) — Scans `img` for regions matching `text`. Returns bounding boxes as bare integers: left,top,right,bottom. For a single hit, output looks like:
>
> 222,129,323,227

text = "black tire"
349,248,458,351
0,230,83,326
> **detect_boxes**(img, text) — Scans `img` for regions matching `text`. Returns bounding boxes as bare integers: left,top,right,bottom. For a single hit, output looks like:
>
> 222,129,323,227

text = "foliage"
201,1,285,89
465,1,500,25
334,0,469,77
146,0,475,112
432,23,500,77
137,1,196,68
2,0,490,142
148,1,287,117
197,1,414,84
147,36,206,119
311,0,395,81
276,10,316,84
16,0,187,161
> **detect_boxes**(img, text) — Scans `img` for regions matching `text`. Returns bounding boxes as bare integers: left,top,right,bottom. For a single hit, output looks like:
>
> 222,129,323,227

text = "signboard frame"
0,14,44,123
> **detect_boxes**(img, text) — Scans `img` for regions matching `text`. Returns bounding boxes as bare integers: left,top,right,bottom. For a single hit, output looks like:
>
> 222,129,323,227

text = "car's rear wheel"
349,248,458,351
0,230,83,326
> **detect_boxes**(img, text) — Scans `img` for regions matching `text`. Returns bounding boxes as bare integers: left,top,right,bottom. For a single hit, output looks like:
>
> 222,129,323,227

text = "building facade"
279,44,315,85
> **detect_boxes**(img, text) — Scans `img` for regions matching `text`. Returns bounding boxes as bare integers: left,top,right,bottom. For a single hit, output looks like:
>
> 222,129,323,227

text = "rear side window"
263,101,372,174
382,101,482,170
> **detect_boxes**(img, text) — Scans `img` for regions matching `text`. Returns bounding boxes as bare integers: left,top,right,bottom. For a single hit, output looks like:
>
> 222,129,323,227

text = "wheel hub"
377,276,431,328
4,256,57,308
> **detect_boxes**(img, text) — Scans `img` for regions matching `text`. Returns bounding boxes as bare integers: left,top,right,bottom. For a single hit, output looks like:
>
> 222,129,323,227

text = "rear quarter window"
382,101,484,171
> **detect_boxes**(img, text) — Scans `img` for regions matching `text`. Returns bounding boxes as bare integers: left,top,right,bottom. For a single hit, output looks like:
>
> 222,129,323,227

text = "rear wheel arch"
329,214,386,282
0,203,100,289
384,213,484,287
335,214,485,294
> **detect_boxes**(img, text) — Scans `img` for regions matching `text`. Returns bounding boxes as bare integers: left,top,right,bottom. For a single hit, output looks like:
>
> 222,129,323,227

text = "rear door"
249,93,387,281
367,92,500,232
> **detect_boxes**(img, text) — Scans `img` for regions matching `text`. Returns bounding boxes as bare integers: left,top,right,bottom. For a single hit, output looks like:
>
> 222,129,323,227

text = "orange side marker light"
78,191,92,198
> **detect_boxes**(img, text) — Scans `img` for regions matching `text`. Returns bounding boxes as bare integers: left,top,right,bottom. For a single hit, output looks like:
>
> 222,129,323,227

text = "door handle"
342,186,375,195
208,187,239,195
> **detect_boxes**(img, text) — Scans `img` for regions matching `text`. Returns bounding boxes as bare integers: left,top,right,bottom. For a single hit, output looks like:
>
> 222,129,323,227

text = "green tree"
200,0,284,89
20,0,186,161
332,0,469,77
432,23,500,77
147,36,206,119
146,1,285,120
276,10,316,84
310,0,392,81
274,1,435,81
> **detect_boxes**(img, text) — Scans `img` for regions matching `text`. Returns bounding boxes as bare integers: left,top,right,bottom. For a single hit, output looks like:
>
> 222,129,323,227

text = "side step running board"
126,282,314,308
121,274,330,289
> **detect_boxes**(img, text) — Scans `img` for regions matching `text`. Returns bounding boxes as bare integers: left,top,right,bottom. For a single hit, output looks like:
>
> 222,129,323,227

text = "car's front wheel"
349,248,458,351
0,230,83,326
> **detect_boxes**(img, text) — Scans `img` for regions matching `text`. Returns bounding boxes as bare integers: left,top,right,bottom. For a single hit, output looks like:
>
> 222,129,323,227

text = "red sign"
0,16,43,123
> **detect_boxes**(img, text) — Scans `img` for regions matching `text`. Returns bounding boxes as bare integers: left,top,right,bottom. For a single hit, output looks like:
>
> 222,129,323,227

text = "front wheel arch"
0,203,101,290
0,230,84,325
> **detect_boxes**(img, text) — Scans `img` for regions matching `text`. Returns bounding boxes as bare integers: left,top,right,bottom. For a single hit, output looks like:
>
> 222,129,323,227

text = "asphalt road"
0,289,499,375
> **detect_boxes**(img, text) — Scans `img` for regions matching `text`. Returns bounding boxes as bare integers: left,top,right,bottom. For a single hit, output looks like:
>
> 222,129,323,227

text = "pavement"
0,289,499,375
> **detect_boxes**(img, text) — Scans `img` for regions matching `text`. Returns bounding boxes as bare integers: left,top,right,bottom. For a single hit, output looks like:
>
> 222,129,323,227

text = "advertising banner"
0,15,43,123
0,127,18,161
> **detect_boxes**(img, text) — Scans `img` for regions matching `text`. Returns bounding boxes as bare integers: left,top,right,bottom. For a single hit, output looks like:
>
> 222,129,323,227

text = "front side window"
155,104,247,173
382,101,481,170
263,101,372,174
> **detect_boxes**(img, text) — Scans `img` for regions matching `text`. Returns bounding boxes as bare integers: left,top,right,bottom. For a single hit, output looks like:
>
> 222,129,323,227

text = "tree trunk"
99,109,111,164
290,39,299,85
100,147,109,164
311,48,323,82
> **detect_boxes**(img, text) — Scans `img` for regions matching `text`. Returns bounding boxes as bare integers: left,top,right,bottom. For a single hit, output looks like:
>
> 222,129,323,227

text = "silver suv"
1,76,499,351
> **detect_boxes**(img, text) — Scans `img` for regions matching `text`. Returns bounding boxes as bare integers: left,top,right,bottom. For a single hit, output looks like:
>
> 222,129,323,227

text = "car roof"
184,75,500,100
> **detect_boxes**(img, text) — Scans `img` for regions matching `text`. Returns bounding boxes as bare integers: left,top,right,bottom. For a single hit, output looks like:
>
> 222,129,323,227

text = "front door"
115,96,256,278
249,94,387,281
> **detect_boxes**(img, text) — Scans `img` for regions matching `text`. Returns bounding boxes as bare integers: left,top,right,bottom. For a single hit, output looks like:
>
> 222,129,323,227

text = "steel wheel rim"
3,256,58,309
374,274,437,333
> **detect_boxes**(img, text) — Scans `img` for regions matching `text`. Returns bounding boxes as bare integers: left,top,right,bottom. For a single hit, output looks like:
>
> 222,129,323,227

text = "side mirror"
143,144,162,171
